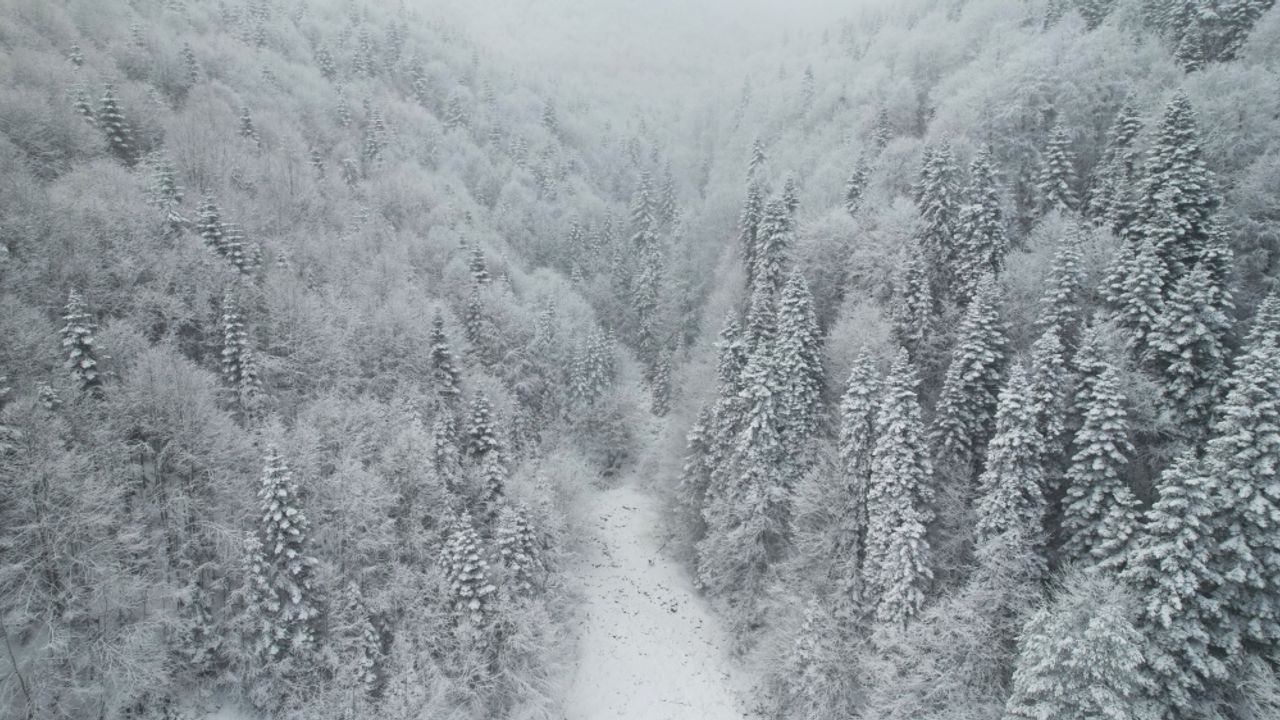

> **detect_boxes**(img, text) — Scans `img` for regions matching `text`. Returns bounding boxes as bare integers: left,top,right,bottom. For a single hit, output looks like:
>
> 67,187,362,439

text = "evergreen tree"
181,42,200,86
429,310,462,408
1005,573,1154,720
309,147,325,180
97,83,135,165
481,451,506,524
835,351,881,595
873,106,892,150
1205,299,1280,656
1036,225,1086,349
69,43,84,68
931,275,1009,478
1060,362,1138,568
1028,325,1069,467
432,415,463,499
915,141,962,301
444,92,467,131
467,245,490,285
631,171,663,370
1121,453,1229,714
892,245,934,362
1149,261,1233,435
220,222,253,275
337,582,382,697
1112,237,1166,358
748,136,767,182
466,393,499,462
844,159,868,217
220,291,248,387
1038,122,1078,213
438,515,496,626
739,183,765,289
650,348,672,417
245,446,319,661
751,198,792,295
495,504,543,596
61,290,102,397
955,148,1008,304
239,106,261,149
1089,100,1144,232
974,366,1046,555
146,152,183,209
1077,0,1116,29
196,196,225,255
775,269,824,464
865,349,934,628
71,82,95,124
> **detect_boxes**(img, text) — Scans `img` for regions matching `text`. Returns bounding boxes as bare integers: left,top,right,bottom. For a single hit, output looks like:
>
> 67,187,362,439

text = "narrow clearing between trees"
561,481,759,720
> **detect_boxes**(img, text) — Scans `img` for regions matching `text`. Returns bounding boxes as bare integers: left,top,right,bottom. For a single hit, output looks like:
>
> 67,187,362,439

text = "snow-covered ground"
561,482,760,720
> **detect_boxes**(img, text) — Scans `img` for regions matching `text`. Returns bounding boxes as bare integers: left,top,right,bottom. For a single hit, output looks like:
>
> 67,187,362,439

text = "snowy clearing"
561,482,760,720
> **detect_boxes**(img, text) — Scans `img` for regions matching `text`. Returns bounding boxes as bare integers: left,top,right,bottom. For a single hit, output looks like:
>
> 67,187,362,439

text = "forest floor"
560,478,762,720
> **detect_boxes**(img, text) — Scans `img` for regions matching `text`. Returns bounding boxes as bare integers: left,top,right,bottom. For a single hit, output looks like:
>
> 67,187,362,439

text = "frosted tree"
1060,362,1138,568
146,152,183,209
68,42,83,68
1036,225,1085,349
834,350,880,595
865,348,933,628
1205,297,1280,656
196,196,225,255
98,83,135,165
915,141,962,301
467,245,490,285
466,393,499,463
1149,262,1232,434
429,310,462,408
631,171,663,370
954,148,1008,305
71,82,95,124
1121,453,1229,714
61,290,102,397
239,106,261,149
873,106,892,150
181,42,200,86
931,275,1008,478
1037,122,1078,213
439,515,496,626
650,348,672,417
245,446,319,662
974,366,1046,556
432,415,463,498
481,451,506,524
495,504,543,596
1112,237,1166,358
220,291,248,387
775,269,824,464
1005,573,1155,720
739,183,765,290
1089,100,1143,232
220,222,253,275
892,244,934,362
1027,325,1069,466
444,92,468,131
844,159,868,217
1077,0,1115,29
748,136,767,182
751,198,792,295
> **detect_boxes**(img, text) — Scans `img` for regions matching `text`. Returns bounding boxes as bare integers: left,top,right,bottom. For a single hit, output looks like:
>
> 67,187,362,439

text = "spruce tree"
1112,237,1166,358
429,310,462,408
775,269,824,464
481,451,506,524
1028,325,1069,466
1060,362,1138,568
1205,299,1280,656
1038,122,1078,213
1149,261,1233,435
955,148,1008,305
1036,225,1085,350
751,198,792,295
931,275,1009,478
865,348,934,627
873,106,892,150
844,159,868,217
835,351,880,595
650,348,672,417
220,291,248,387
220,222,253,275
892,245,934,363
748,136,767,182
196,196,225,255
146,152,184,209
181,43,200,86
495,504,543,596
974,366,1046,554
1005,573,1154,720
438,514,496,626
239,106,261,149
432,415,463,498
245,446,319,661
61,290,102,397
466,393,499,462
71,82,95,124
98,83,135,165
915,141,962,301
1121,453,1229,714
739,183,765,290
1089,100,1144,233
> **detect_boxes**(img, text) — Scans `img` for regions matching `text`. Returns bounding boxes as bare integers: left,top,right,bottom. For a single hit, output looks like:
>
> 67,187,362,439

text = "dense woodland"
2,0,1280,719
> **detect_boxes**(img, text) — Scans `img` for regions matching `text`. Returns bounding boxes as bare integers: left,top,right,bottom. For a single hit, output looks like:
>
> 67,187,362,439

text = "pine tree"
98,83,135,165
146,152,183,209
337,582,382,696
432,415,463,498
1028,325,1069,466
931,275,1009,478
892,245,934,362
61,290,102,397
481,451,506,524
865,349,933,627
1036,225,1085,349
245,446,319,661
1149,262,1232,435
68,43,84,68
1077,0,1116,29
495,504,543,595
221,292,248,387
631,171,663,370
1121,453,1229,714
844,159,868,217
467,246,490,285
955,148,1009,305
71,82,95,124
466,393,499,462
335,91,351,128
1205,300,1280,656
1089,101,1144,232
650,348,672,417
751,198,792,295
196,196,225,255
444,92,467,131
1038,123,1078,213
1060,362,1138,568
835,351,880,596
1005,573,1154,720
739,183,765,289
873,106,892,150
438,515,496,626
220,222,253,275
974,366,1046,553
748,136,767,182
430,310,462,408
181,43,200,86
915,141,962,301
309,147,325,180
239,106,261,149
775,269,824,464
658,163,678,226
1112,237,1166,358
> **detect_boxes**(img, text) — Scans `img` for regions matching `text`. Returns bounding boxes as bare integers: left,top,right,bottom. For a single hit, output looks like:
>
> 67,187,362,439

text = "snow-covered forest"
1,0,1279,718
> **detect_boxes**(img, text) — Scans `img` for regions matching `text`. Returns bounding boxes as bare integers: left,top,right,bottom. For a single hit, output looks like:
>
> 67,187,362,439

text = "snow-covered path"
562,482,759,720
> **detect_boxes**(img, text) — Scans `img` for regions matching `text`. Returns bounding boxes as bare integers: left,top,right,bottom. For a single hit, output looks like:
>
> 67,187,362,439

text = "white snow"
562,482,760,720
